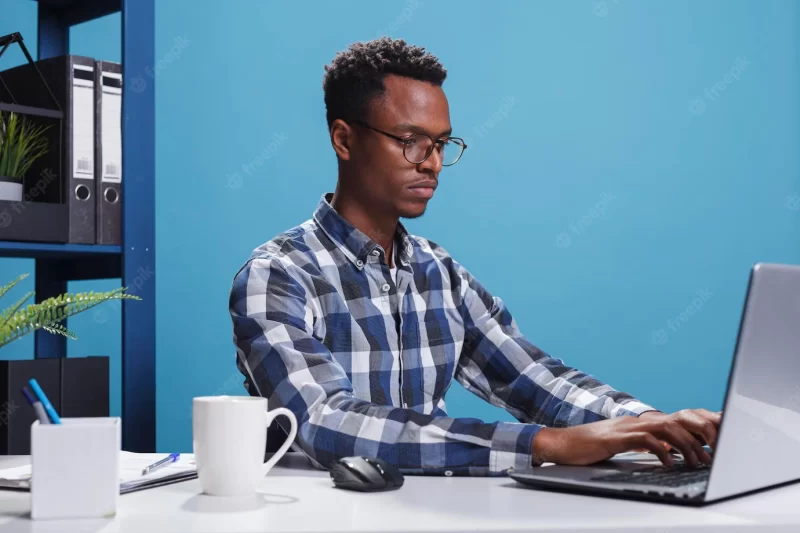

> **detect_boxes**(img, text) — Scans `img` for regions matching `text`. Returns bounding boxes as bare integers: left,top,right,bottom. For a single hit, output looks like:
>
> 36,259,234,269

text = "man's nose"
419,146,443,173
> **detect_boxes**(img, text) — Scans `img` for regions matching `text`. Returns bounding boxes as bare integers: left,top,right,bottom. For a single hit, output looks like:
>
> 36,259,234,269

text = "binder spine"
95,60,122,245
67,56,96,243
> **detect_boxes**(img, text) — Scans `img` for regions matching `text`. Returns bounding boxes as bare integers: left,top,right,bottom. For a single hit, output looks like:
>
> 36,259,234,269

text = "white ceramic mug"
192,396,297,497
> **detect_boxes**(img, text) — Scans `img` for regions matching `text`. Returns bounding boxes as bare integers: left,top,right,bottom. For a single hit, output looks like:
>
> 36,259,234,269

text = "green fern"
42,323,78,341
0,290,35,328
0,275,141,349
0,273,29,300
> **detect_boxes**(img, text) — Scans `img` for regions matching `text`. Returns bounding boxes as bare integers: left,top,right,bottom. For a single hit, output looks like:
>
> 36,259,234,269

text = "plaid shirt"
229,194,656,476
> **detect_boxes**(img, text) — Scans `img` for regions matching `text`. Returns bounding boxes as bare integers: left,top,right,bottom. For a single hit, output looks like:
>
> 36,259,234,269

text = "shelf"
0,241,121,259
0,241,122,281
0,101,63,120
22,0,156,452
33,0,121,27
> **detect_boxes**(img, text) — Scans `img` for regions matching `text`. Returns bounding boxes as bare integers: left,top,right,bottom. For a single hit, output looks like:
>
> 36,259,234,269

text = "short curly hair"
322,37,447,129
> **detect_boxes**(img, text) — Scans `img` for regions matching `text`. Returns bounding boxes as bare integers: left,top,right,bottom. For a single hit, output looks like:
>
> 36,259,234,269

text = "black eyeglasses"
350,120,467,166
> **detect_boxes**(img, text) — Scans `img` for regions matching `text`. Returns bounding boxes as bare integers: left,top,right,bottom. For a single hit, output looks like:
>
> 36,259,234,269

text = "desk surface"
1,454,800,533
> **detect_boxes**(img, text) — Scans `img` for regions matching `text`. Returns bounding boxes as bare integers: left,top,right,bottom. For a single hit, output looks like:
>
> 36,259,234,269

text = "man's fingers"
627,433,673,466
674,422,713,464
682,413,718,449
694,408,723,427
684,409,722,448
654,422,706,466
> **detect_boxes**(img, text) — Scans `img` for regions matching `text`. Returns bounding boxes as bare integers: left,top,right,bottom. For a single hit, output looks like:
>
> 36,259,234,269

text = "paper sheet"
0,452,196,492
100,71,122,183
118,452,196,491
72,64,95,181
0,465,32,483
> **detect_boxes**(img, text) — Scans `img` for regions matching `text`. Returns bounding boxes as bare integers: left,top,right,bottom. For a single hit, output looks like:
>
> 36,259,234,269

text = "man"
229,37,720,476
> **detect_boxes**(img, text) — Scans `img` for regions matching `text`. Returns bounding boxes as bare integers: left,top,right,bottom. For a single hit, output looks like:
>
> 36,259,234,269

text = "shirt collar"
312,193,414,270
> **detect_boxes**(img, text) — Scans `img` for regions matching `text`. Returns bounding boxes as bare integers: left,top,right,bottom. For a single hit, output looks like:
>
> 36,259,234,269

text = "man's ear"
330,119,353,161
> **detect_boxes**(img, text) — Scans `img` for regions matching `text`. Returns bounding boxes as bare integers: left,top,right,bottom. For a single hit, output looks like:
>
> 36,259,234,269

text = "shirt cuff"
488,422,542,475
610,399,660,418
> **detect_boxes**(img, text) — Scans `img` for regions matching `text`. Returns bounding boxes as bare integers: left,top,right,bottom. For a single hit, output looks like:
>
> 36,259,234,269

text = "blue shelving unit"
0,0,156,452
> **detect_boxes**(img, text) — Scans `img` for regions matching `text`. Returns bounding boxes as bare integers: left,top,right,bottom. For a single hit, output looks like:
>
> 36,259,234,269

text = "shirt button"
371,250,380,256
381,283,391,292
445,470,453,477
356,260,364,268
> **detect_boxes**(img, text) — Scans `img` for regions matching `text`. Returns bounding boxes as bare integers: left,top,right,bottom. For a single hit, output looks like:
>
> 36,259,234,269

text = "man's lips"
408,181,437,199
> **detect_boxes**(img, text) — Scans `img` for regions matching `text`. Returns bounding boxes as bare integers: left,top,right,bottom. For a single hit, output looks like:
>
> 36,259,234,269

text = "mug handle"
261,407,298,477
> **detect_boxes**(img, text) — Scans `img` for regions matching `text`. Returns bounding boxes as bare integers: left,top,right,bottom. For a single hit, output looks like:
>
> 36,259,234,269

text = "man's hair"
322,37,447,129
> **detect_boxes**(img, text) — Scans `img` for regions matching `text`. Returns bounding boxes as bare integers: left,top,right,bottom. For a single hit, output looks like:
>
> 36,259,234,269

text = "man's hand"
532,409,722,467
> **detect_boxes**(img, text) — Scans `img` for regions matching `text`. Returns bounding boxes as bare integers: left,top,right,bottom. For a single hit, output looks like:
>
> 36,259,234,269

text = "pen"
27,378,61,424
141,453,180,476
20,386,50,425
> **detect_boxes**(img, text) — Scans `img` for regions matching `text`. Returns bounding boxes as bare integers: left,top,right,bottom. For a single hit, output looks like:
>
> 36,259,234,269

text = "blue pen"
27,378,61,424
141,453,180,476
20,386,50,425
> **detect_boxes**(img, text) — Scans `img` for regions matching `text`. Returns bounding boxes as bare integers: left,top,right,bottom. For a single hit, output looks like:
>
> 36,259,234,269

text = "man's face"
347,74,452,219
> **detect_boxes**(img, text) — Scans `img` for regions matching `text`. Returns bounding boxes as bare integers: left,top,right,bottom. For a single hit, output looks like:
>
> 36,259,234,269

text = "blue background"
1,0,798,453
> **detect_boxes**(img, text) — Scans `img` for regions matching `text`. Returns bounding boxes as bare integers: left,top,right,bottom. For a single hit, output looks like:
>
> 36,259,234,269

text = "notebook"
0,452,197,494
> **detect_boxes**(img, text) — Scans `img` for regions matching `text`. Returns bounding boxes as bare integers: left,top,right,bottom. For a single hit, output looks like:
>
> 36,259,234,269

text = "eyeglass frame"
349,119,467,166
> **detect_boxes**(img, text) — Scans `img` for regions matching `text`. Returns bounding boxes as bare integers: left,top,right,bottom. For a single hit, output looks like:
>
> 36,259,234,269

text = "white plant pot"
0,180,22,202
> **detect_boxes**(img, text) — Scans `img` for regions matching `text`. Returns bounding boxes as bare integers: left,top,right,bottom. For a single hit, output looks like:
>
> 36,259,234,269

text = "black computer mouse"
329,456,404,492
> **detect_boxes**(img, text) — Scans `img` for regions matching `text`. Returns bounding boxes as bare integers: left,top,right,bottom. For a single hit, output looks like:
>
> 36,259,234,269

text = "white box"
30,417,121,520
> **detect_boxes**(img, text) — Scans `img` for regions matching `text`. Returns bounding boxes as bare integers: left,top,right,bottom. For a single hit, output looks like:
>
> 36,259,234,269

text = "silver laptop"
510,262,800,505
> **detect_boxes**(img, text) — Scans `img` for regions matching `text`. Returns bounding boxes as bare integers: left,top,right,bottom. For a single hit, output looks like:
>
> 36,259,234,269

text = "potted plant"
0,273,140,349
0,111,51,202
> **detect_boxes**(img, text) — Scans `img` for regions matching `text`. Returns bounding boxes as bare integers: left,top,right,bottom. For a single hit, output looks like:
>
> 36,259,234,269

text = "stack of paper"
0,452,197,494
118,452,197,493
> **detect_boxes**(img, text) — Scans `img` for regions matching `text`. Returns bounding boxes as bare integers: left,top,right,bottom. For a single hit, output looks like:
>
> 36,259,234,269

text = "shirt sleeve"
447,256,658,428
229,256,541,477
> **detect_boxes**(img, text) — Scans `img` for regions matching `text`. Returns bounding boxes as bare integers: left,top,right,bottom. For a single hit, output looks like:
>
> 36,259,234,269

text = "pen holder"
30,417,121,520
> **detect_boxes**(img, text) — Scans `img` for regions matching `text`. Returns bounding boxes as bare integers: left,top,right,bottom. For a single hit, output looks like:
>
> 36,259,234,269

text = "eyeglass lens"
404,135,463,165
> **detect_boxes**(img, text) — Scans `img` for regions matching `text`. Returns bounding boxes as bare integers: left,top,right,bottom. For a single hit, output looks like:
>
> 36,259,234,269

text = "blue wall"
2,0,799,453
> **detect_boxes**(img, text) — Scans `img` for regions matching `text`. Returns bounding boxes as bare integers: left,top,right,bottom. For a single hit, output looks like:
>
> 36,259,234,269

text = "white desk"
1,453,799,533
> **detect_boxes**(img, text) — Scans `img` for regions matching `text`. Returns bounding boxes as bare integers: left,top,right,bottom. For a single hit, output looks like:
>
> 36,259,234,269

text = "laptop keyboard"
589,464,710,487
